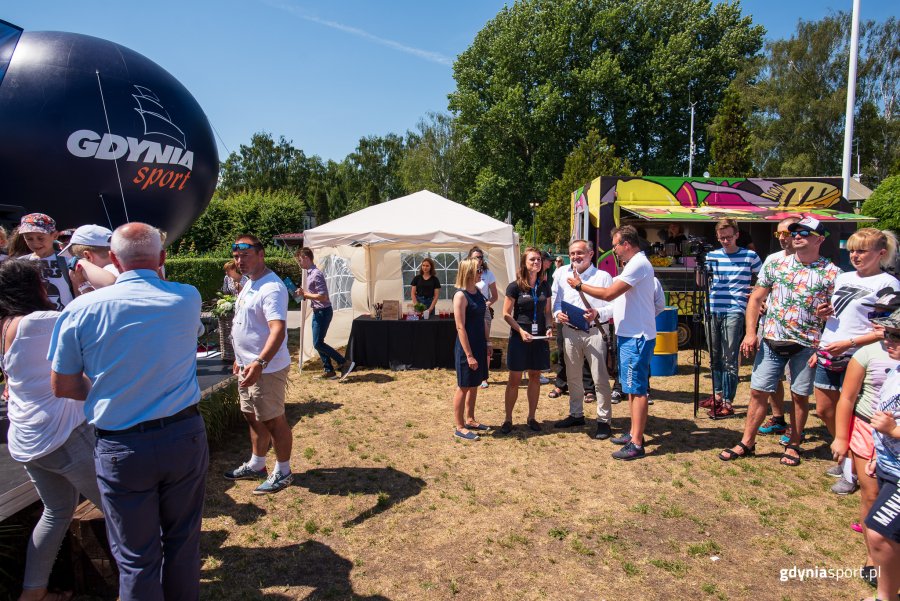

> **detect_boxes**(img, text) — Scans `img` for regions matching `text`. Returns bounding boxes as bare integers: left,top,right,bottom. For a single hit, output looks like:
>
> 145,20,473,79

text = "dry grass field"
197,333,877,601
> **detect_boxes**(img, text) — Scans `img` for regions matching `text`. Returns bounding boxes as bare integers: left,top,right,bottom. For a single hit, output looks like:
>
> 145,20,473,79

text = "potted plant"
211,293,236,362
413,302,427,319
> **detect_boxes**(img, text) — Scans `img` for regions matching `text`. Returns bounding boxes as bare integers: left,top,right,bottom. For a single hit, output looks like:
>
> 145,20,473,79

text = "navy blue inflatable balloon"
0,22,218,242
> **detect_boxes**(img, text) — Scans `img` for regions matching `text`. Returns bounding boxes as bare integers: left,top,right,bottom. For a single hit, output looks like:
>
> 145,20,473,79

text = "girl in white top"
0,260,102,601
469,246,498,389
813,228,899,484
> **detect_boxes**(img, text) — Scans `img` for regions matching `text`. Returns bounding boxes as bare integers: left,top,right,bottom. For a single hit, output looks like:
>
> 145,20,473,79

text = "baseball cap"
59,224,113,256
787,216,828,237
18,213,57,234
872,307,900,331
864,289,900,314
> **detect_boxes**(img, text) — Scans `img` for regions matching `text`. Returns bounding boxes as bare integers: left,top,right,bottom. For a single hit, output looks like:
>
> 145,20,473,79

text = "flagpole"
841,0,861,200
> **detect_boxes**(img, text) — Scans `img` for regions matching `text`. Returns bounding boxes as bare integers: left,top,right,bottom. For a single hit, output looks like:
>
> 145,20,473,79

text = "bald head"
110,222,164,271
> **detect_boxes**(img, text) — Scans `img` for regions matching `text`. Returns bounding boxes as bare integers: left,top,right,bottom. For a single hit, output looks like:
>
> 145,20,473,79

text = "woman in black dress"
452,257,488,440
501,248,554,434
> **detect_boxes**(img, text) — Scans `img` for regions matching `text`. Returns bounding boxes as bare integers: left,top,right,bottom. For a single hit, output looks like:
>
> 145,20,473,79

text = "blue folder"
561,300,590,331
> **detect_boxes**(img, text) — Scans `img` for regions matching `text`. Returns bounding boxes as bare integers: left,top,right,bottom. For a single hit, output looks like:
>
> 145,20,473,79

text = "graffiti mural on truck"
571,176,870,279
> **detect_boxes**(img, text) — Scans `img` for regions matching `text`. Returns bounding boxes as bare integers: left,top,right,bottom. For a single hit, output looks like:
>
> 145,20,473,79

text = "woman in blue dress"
452,257,488,440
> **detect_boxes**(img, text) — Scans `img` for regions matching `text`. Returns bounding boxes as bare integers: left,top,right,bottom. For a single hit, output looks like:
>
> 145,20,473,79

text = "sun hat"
18,213,57,234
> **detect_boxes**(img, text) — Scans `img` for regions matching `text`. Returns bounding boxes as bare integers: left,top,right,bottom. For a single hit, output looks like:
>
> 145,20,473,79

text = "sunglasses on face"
232,242,260,251
773,231,791,239
792,230,819,238
884,330,900,343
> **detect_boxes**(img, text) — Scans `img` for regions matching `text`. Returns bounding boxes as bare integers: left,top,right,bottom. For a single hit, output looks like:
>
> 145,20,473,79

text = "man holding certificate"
551,239,615,440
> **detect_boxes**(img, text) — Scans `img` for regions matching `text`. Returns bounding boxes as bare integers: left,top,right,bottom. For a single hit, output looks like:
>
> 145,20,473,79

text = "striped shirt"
707,247,762,313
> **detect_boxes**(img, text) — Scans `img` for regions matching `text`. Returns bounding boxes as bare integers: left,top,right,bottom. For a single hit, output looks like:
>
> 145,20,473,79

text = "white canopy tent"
297,190,519,364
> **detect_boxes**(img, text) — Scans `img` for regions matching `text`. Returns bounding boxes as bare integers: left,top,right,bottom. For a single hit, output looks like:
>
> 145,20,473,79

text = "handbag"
816,349,851,372
763,338,806,359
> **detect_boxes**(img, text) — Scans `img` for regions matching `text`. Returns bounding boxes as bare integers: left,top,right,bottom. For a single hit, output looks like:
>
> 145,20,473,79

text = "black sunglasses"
885,330,900,343
232,242,260,251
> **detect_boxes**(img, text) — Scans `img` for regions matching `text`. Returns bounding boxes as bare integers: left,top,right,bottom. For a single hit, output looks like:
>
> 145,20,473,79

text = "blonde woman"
813,228,898,488
452,258,488,440
469,246,498,388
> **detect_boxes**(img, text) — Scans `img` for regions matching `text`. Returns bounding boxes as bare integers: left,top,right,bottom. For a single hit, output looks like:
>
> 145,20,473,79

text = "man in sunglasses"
225,235,294,494
720,216,841,466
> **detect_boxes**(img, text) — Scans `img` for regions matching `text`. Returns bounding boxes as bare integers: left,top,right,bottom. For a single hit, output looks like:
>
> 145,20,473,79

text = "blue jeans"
749,340,817,396
708,312,744,402
94,414,208,601
312,306,344,372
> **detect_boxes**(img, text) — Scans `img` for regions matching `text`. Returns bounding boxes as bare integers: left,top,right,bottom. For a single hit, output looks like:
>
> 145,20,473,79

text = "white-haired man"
50,222,208,601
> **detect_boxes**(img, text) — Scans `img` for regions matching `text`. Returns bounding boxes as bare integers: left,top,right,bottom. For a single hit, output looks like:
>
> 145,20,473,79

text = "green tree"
345,134,407,210
449,0,763,223
218,132,315,198
747,15,900,183
400,112,474,201
536,130,634,248
707,87,753,177
861,175,900,232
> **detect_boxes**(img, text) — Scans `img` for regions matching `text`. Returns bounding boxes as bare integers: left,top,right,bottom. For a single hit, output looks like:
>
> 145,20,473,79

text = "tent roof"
303,190,516,248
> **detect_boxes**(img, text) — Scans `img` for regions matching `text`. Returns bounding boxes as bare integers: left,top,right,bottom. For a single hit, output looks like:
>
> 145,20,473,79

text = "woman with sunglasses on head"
812,229,899,493
451,258,488,440
1,260,102,601
468,247,498,389
410,257,441,315
860,308,900,601
500,248,554,434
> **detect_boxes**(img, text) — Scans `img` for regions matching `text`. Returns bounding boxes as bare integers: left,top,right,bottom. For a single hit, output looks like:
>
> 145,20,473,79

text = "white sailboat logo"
132,85,186,148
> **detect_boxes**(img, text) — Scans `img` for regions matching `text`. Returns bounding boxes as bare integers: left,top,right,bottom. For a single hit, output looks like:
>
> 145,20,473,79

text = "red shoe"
699,395,718,409
708,402,734,418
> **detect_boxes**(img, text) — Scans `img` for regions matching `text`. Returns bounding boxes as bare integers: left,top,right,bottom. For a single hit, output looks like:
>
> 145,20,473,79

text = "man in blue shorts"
568,225,657,460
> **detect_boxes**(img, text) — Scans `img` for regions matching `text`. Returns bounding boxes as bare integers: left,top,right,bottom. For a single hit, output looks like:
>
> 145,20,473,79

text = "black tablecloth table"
349,316,457,370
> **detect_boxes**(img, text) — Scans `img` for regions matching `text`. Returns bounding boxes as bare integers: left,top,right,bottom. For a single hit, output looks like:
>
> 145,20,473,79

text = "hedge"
165,257,304,301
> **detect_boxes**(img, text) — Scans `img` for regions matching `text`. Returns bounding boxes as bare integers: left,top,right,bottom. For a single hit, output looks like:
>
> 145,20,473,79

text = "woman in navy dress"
501,248,553,433
452,257,488,440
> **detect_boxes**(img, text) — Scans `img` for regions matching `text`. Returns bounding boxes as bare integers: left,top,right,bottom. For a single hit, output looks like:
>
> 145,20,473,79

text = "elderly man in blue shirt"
49,222,207,601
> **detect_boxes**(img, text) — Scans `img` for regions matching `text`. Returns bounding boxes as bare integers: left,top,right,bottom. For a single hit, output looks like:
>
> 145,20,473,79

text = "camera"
686,235,715,256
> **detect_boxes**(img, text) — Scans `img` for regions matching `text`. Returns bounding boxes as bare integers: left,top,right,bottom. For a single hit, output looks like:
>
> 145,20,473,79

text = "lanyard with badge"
531,282,540,335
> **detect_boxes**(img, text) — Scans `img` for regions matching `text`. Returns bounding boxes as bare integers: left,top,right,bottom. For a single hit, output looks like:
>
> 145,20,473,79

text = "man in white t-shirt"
569,225,656,460
224,234,294,495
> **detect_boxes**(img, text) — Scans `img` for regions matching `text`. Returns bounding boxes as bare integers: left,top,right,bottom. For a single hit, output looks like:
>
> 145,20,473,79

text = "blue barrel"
651,306,679,376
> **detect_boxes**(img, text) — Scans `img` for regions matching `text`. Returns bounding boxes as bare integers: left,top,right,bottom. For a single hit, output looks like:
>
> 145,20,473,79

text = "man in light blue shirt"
703,218,761,417
50,222,207,601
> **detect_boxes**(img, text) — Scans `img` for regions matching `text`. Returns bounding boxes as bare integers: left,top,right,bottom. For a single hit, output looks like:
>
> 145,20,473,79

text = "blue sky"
5,1,896,163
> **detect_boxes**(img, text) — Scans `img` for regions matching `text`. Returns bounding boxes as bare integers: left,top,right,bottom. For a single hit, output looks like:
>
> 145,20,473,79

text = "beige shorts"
238,365,290,421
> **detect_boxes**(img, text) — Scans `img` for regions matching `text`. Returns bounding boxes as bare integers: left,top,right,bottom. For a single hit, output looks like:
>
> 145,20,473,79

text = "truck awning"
619,205,876,223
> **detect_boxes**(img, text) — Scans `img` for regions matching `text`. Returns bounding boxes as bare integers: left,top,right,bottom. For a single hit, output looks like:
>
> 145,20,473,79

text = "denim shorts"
749,340,816,396
617,336,655,396
813,363,845,391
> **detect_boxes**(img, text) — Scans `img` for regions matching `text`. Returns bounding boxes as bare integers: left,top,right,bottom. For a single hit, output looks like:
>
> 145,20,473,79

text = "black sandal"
719,441,755,461
548,387,564,399
780,444,802,467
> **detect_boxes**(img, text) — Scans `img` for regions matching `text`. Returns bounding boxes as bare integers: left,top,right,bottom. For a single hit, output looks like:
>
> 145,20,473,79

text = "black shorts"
865,474,900,543
507,334,550,372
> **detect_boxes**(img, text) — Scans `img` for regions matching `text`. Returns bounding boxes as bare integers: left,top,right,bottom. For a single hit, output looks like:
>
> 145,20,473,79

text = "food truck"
571,176,876,348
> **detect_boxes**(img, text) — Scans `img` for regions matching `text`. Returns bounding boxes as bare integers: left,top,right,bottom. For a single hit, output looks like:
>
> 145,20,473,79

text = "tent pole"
297,265,308,373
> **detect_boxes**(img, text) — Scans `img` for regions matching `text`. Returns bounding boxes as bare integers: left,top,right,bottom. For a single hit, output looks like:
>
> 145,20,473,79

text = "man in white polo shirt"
225,234,294,494
569,225,656,460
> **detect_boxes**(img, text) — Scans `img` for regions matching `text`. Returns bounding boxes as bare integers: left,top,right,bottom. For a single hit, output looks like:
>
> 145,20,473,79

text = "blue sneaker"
253,470,293,495
611,432,632,446
612,441,646,461
454,429,480,441
758,417,788,435
224,462,268,481
779,431,807,446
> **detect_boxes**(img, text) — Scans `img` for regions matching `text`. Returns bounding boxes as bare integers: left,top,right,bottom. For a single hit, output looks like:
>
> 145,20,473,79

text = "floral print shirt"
757,254,842,347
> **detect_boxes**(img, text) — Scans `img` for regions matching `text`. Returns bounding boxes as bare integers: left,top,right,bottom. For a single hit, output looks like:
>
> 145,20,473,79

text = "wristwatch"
575,282,583,291
254,357,269,368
